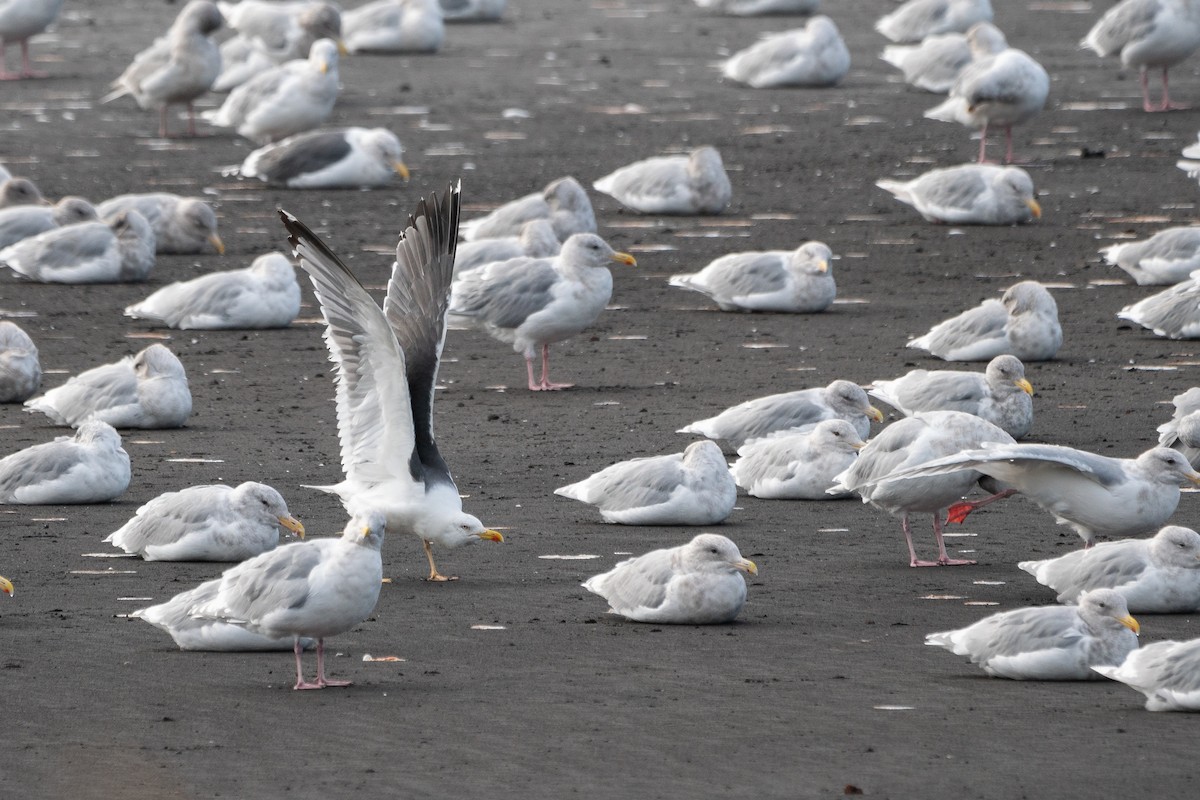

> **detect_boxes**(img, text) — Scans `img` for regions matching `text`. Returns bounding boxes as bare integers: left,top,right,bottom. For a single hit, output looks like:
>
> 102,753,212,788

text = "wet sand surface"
2,1,1200,797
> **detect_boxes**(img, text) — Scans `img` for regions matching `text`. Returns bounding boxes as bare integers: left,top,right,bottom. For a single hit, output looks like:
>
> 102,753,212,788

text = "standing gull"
582,533,758,624
447,232,637,391
1101,226,1200,286
830,411,1014,567
925,589,1140,680
1019,525,1200,612
96,194,223,255
678,379,883,448
0,420,130,504
1093,637,1200,710
877,164,1041,225
106,482,305,561
593,146,732,215
1118,270,1200,338
0,197,97,250
461,176,596,242
0,320,39,403
1157,387,1200,467
868,354,1034,439
668,240,835,313
907,280,1061,362
554,440,737,525
721,16,850,88
875,0,993,43
25,343,192,429
0,0,65,79
885,443,1200,545
100,0,225,138
1082,0,1200,112
235,127,409,189
279,183,504,581
730,418,864,500
180,511,386,688
0,210,156,284
124,252,301,330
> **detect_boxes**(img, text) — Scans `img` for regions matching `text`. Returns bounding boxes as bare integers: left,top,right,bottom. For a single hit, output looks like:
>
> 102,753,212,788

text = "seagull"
124,251,301,330
1157,387,1200,466
439,0,507,21
0,320,40,403
907,280,1061,362
460,176,596,242
24,343,192,429
883,443,1200,545
875,0,993,44
0,0,65,80
100,0,225,138
95,194,223,255
1082,0,1200,112
0,209,157,284
678,379,884,448
1093,637,1200,710
0,420,131,504
868,354,1034,439
554,440,737,525
1019,525,1200,612
1118,269,1200,339
730,418,865,500
279,182,504,581
881,23,1007,94
926,589,1140,680
234,127,409,189
668,240,835,313
582,533,759,624
453,219,560,277
0,197,97,250
0,176,44,208
694,0,820,15
1100,226,1200,286
447,232,637,391
215,1,343,92
721,15,850,88
343,0,445,53
106,482,305,561
181,511,386,688
830,410,1014,567
593,146,733,215
877,164,1042,225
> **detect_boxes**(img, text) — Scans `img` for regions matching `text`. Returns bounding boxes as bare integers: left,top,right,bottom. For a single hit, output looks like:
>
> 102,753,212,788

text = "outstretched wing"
383,181,461,488
280,210,416,490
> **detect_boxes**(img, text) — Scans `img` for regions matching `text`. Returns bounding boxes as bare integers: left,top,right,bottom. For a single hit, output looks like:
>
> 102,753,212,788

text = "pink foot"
294,680,325,691
909,557,977,567
318,678,353,688
530,380,573,391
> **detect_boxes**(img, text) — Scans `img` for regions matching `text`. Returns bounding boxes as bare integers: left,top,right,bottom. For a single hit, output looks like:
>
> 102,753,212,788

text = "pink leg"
902,513,930,567
977,122,989,163
314,639,352,688
18,40,47,79
1157,68,1187,111
293,637,323,690
932,513,976,566
0,41,19,80
946,489,1017,524
1140,68,1157,113
187,102,197,137
527,344,572,391
159,106,170,138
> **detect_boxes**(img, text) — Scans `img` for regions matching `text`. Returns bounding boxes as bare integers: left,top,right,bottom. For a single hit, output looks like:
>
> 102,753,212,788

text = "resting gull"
554,440,736,525
96,194,222,255
1019,525,1200,612
868,354,1034,439
461,176,596,242
884,443,1200,545
907,280,1061,362
829,410,1014,567
721,15,849,88
447,232,637,391
582,533,758,624
106,481,304,561
678,379,883,448
343,0,445,53
0,176,44,208
0,0,64,79
694,0,820,15
594,146,732,215
124,252,301,330
439,0,507,21
203,38,340,145
1157,387,1200,466
924,31,1049,163
1101,226,1200,286
880,23,1007,94
1118,269,1200,338
0,320,39,403
926,589,1140,680
452,219,559,277
1082,0,1200,112
173,511,385,688
668,240,834,313
730,418,864,500
25,343,192,429
0,196,97,250
877,164,1041,225
235,127,409,189
0,209,156,284
876,0,992,43
1093,637,1200,710
100,0,224,138
0,420,130,504
279,182,504,581
215,2,343,92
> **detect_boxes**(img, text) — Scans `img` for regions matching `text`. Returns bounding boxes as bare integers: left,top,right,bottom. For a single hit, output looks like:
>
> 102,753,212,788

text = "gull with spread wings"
280,182,503,581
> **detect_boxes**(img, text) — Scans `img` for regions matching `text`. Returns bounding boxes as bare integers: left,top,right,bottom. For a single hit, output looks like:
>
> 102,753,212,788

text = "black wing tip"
399,180,463,246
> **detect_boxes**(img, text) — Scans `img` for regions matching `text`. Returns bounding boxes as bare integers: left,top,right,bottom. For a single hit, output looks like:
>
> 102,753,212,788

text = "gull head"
133,344,187,381
234,482,304,539
1078,589,1139,636
421,510,504,549
683,533,758,577
1137,447,1200,486
345,510,387,549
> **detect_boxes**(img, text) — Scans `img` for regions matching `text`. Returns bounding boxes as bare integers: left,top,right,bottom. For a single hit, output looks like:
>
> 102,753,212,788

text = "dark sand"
2,1,1200,797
